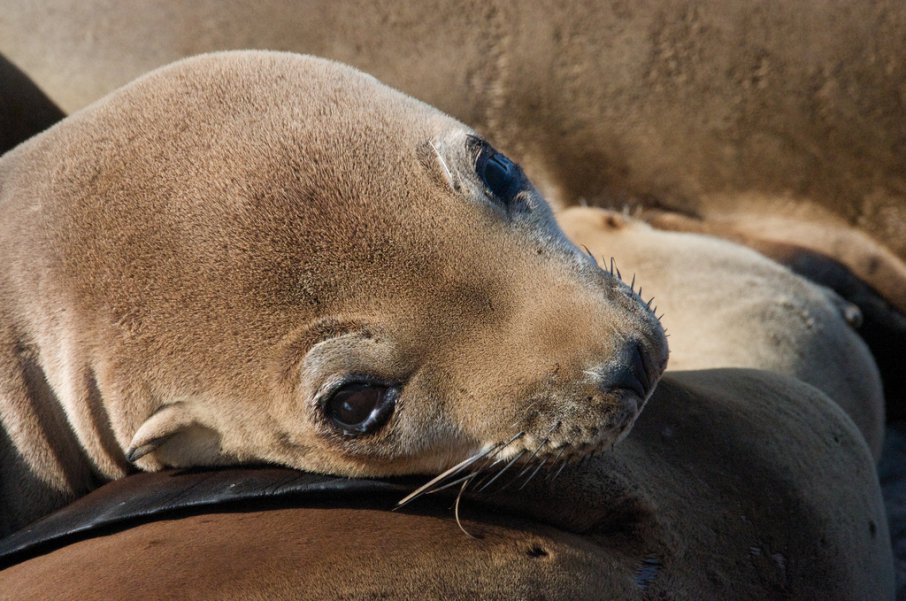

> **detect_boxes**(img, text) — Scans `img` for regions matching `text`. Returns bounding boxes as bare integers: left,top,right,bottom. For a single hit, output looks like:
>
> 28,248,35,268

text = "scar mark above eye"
430,140,457,191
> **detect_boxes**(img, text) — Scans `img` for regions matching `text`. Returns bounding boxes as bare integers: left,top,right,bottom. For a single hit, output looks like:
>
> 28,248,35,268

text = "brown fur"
1,0,905,318
0,370,894,600
559,207,885,458
633,207,906,421
0,52,666,535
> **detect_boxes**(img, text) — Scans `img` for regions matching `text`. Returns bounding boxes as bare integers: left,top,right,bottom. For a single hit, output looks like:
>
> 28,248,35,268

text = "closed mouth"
601,339,661,404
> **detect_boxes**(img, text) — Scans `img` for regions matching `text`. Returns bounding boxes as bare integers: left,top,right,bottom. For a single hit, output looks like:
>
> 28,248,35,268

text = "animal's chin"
511,423,636,467
473,398,644,475
392,394,651,509
544,393,643,452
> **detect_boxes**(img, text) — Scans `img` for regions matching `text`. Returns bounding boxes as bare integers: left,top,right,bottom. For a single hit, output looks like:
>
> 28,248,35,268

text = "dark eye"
325,382,397,436
474,140,525,205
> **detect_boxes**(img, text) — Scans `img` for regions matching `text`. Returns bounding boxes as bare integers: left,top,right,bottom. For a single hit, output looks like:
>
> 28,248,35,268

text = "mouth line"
615,381,647,399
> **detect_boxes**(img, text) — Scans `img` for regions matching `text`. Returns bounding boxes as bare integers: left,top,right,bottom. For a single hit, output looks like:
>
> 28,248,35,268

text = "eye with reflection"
471,137,527,206
324,382,398,436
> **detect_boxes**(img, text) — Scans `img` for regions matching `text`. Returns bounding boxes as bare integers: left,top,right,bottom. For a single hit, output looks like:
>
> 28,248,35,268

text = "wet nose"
600,341,654,399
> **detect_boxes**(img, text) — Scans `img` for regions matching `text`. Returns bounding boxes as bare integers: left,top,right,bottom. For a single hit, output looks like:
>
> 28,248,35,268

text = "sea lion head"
4,52,667,484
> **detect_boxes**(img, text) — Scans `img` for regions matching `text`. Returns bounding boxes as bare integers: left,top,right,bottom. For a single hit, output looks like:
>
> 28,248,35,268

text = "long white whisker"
545,447,567,481
516,421,560,478
396,432,526,508
476,449,526,492
396,445,497,508
454,477,479,539
518,458,548,490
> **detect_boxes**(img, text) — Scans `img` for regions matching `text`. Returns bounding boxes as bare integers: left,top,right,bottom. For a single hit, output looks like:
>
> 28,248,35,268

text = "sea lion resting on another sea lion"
0,370,893,600
559,206,885,459
0,51,667,535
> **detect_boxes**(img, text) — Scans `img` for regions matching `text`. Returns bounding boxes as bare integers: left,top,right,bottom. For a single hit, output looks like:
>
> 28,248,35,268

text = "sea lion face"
272,130,669,477
6,52,667,482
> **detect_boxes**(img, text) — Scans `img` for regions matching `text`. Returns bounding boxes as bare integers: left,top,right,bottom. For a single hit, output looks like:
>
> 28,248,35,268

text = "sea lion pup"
5,0,906,413
2,0,905,318
559,206,885,459
5,1,905,423
0,52,667,535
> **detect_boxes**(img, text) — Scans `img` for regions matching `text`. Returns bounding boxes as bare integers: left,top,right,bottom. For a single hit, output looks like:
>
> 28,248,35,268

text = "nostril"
630,342,651,387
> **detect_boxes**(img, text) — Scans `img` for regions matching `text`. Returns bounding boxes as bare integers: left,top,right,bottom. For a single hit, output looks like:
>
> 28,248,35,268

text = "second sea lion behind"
560,206,885,458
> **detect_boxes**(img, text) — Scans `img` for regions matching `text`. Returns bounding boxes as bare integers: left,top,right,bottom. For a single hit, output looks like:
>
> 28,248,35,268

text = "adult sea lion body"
0,52,667,535
560,206,885,458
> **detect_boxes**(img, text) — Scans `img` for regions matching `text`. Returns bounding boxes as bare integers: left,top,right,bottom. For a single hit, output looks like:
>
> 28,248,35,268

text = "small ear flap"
126,403,199,463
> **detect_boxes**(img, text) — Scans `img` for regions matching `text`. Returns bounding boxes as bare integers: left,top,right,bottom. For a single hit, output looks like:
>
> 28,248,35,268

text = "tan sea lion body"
2,0,905,317
560,207,885,458
0,52,667,535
